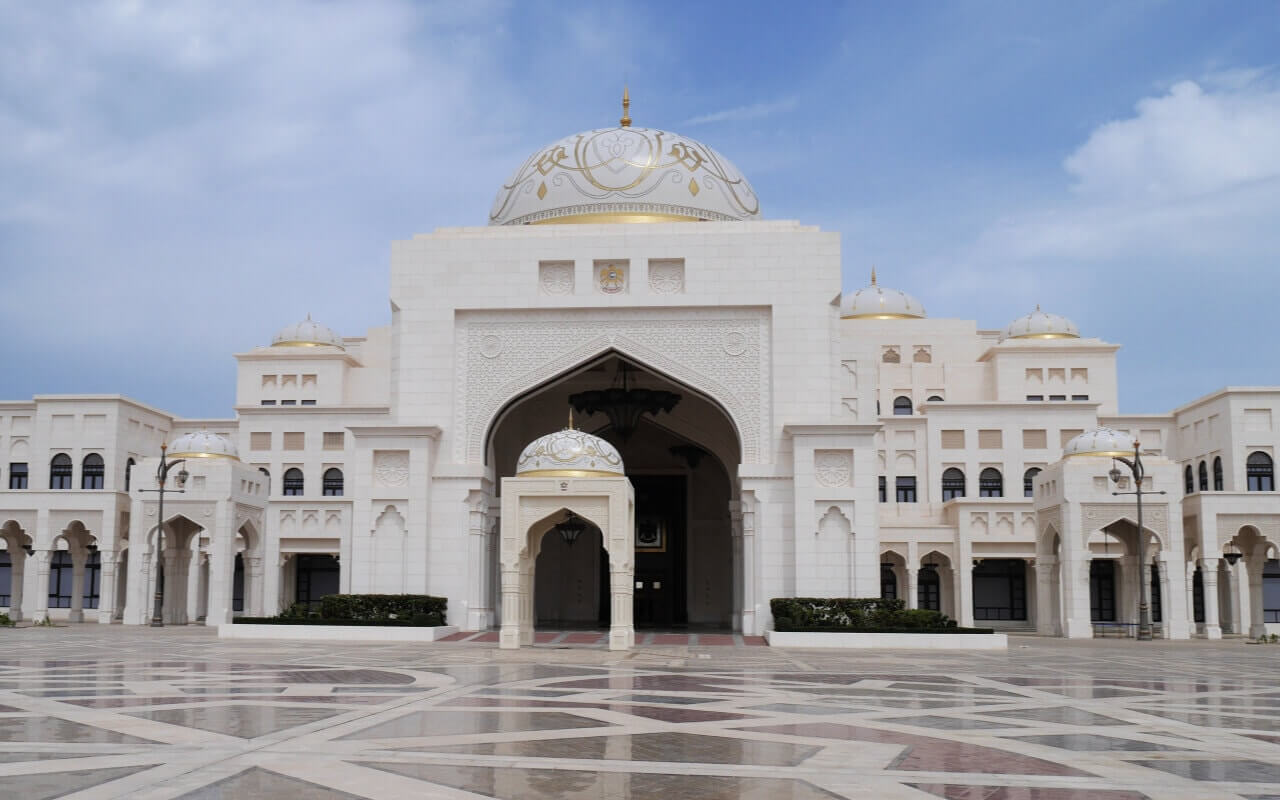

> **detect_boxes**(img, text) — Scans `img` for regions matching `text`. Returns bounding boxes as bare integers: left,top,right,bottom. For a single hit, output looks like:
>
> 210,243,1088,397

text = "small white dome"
1002,306,1080,340
516,427,624,477
167,430,240,460
490,92,759,226
272,315,343,349
1063,427,1136,458
841,269,926,319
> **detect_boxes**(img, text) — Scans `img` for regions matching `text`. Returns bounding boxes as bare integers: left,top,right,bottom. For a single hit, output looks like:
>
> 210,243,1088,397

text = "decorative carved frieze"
374,451,410,488
814,450,852,488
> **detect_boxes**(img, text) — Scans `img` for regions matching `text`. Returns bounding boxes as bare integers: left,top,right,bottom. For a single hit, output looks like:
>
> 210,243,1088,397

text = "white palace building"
2,96,1279,643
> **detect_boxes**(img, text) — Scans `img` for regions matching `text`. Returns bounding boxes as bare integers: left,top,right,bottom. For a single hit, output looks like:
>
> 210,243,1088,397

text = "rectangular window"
1060,429,1083,447
878,476,887,503
1025,395,1044,401
978,429,1003,449
260,400,276,406
323,432,344,451
250,432,271,451
1071,394,1089,401
280,399,297,406
283,432,305,451
1022,429,1047,449
8,463,28,489
300,399,317,406
940,430,965,449
895,476,917,503
1049,395,1066,401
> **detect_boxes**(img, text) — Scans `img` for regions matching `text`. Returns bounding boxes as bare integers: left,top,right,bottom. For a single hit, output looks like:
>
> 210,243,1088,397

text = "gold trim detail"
1008,333,1080,340
532,212,701,225
517,468,624,478
271,340,345,349
841,313,923,320
167,451,241,461
620,86,631,127
1064,450,1132,458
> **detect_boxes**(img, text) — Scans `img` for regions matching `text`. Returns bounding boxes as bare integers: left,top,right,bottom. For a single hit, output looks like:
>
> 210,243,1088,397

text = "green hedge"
232,594,447,627
770,597,992,634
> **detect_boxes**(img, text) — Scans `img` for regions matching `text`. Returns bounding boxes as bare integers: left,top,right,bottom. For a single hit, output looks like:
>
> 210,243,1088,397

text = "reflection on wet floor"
175,767,364,799
424,731,821,766
125,704,342,739
0,716,158,744
342,709,609,739
357,762,845,799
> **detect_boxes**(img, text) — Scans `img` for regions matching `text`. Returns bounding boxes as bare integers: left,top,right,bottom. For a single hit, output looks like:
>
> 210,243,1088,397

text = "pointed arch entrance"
486,352,742,635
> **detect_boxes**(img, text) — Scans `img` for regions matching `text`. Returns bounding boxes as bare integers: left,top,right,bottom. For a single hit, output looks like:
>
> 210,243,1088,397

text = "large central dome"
490,92,760,226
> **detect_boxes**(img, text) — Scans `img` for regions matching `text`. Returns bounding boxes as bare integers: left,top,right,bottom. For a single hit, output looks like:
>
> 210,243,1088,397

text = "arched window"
125,458,135,492
1198,460,1208,492
48,551,74,607
893,396,913,415
282,468,304,496
1213,456,1223,491
81,454,104,490
1247,452,1275,491
979,467,1003,498
1184,464,1194,494
50,454,73,490
880,564,898,600
258,467,270,493
322,468,344,496
941,468,966,501
927,395,943,402
1023,467,1041,498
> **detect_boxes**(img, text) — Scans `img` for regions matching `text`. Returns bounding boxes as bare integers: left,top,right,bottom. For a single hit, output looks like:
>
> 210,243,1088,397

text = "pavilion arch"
499,476,635,651
878,549,907,602
478,347,749,467
1086,515,1165,554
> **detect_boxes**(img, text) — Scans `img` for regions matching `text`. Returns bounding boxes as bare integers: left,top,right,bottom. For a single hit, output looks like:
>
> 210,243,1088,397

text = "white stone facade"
3,120,1279,641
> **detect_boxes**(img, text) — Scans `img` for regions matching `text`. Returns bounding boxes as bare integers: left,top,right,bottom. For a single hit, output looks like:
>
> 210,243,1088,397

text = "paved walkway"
1,626,1278,799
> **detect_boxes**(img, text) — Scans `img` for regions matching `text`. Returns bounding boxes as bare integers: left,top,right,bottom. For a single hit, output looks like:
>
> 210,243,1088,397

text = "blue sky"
1,1,1277,418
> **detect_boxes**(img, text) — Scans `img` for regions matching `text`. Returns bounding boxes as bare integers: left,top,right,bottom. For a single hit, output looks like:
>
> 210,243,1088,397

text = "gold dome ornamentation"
515,429,625,478
840,269,927,320
489,115,760,226
166,430,240,460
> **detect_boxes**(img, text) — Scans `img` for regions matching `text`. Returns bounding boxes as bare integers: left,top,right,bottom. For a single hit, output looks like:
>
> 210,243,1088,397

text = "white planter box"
218,624,458,642
765,630,1007,650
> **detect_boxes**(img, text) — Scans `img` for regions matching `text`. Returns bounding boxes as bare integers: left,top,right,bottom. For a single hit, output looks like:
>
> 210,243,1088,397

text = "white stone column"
1247,557,1268,639
1199,557,1222,639
904,566,918,610
1158,553,1190,640
67,547,87,623
7,550,25,622
499,567,521,649
262,537,283,618
204,503,236,626
31,550,52,623
186,539,202,624
609,562,635,651
729,500,743,632
1060,559,1093,638
1221,560,1239,634
740,492,758,635
465,490,493,631
1185,560,1197,630
954,566,974,627
1035,559,1056,635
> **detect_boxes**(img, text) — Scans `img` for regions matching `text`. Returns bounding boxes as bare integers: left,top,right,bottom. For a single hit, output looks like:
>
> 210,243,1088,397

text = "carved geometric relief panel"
456,308,770,464
814,450,852,488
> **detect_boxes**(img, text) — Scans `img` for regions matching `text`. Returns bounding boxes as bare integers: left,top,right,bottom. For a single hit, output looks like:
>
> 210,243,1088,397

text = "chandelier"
568,362,680,441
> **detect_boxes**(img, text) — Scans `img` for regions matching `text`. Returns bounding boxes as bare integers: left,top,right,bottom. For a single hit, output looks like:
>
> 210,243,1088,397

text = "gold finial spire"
620,86,631,127
870,267,877,286
568,408,575,430
1035,303,1041,312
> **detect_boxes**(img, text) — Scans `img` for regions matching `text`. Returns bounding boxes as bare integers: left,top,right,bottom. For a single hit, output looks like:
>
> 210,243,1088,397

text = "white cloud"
1064,76,1280,200
682,98,797,126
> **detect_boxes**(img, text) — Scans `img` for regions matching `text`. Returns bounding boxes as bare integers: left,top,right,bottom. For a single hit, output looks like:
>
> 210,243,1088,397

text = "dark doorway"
880,564,898,600
917,566,941,611
233,553,244,613
1192,566,1205,623
295,554,340,608
628,475,687,628
1090,559,1117,621
973,559,1027,621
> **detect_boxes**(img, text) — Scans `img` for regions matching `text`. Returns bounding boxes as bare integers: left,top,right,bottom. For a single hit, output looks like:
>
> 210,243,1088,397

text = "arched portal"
487,353,741,632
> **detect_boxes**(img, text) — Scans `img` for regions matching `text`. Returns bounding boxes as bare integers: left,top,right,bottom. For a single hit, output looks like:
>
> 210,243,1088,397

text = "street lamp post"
137,444,188,627
1109,440,1167,641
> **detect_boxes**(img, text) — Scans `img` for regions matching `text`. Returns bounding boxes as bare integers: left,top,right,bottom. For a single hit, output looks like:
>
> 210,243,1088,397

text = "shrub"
770,597,985,633
318,594,447,626
0,613,13,628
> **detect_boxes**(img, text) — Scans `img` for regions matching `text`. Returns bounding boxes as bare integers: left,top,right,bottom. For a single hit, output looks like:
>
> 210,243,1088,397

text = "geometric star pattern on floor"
0,626,1278,799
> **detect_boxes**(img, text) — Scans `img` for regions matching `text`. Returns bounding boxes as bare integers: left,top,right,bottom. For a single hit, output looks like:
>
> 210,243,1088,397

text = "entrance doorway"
1090,559,1117,621
488,352,738,632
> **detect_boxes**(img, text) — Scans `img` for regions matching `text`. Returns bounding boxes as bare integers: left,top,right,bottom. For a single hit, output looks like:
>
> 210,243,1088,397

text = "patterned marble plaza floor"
1,626,1278,799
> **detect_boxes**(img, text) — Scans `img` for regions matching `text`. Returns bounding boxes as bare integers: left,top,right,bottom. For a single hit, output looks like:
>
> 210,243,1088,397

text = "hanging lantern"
569,361,680,441
555,511,588,547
